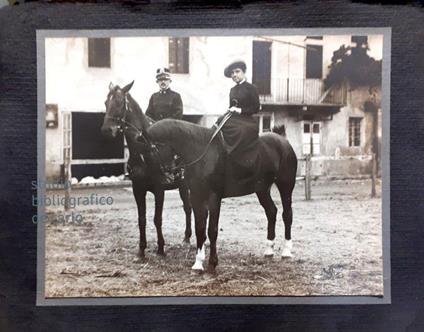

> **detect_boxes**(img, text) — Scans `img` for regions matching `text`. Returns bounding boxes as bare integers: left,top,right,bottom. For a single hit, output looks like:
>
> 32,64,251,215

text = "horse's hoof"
182,238,190,245
264,240,275,257
207,265,217,275
191,260,204,271
281,240,293,258
281,250,293,258
133,256,147,263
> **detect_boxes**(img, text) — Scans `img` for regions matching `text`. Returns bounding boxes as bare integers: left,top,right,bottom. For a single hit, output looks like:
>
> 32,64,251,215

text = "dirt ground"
44,179,383,297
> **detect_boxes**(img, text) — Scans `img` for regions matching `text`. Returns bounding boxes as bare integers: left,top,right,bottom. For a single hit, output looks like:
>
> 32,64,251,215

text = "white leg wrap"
191,246,205,271
264,239,275,257
281,239,293,258
198,245,205,260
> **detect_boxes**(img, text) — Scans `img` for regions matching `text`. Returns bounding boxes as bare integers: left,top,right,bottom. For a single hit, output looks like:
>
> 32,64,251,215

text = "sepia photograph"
37,29,389,302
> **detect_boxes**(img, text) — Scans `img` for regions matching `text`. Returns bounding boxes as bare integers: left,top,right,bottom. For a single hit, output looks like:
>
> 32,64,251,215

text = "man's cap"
156,67,171,80
224,61,247,78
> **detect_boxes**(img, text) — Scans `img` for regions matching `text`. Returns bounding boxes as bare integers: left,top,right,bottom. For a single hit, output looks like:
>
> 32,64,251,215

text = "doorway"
302,121,321,155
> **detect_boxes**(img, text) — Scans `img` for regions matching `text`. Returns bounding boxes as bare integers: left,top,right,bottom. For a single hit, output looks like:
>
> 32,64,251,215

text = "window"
169,38,189,74
349,117,362,147
259,113,274,134
306,36,323,40
88,38,111,68
305,45,323,79
263,116,271,132
303,121,321,155
351,36,368,46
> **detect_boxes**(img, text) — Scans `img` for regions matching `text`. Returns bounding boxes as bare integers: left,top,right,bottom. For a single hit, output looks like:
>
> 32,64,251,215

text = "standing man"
146,67,183,121
145,68,184,184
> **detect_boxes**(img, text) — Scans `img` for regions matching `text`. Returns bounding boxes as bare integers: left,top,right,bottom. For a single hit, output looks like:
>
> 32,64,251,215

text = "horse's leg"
153,189,165,256
277,182,294,258
178,183,192,244
256,189,278,257
207,192,222,273
133,187,147,260
191,194,208,271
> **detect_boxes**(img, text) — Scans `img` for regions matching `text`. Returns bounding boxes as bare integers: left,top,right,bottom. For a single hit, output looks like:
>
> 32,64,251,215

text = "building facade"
44,34,383,181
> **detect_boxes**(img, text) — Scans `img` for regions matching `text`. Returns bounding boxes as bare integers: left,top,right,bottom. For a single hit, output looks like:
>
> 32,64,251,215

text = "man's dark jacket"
145,89,183,121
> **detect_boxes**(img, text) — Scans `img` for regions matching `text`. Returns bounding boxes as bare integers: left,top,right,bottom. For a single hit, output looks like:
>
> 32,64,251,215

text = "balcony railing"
259,78,346,105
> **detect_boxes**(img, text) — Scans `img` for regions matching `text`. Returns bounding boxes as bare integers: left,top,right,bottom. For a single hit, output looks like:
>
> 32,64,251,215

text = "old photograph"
38,30,387,301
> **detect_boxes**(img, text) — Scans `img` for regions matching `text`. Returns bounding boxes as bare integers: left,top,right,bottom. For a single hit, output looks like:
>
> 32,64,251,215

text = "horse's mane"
126,93,151,130
272,124,286,137
148,119,213,147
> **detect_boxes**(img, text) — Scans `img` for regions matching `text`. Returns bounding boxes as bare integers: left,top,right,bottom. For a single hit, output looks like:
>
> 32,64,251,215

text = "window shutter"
306,45,323,79
168,37,189,74
88,38,111,68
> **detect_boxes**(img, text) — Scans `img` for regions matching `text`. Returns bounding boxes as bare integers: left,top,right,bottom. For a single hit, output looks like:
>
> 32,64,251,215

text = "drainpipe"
287,44,290,102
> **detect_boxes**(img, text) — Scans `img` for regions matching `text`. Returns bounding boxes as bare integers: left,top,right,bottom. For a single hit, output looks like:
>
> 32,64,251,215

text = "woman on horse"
220,60,261,182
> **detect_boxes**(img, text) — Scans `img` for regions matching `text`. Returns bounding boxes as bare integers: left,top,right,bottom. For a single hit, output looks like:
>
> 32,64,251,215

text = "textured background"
0,1,423,331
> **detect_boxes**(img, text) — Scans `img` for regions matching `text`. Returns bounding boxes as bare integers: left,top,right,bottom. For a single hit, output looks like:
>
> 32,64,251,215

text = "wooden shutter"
88,38,111,68
252,41,272,95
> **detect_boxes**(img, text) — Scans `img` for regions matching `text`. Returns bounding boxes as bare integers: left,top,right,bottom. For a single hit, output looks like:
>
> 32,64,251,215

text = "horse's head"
101,81,134,138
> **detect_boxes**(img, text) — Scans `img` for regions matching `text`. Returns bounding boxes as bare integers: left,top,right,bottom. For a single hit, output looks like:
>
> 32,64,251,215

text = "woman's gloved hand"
228,106,242,114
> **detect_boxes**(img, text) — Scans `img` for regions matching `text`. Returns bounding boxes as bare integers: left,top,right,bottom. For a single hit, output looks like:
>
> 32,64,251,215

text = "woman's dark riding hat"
224,61,247,78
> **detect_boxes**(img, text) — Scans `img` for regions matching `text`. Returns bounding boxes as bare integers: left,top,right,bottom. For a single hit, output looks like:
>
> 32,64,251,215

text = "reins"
175,111,233,169
106,93,233,171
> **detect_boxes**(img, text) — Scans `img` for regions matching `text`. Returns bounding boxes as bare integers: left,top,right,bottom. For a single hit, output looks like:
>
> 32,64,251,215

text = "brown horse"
101,82,192,260
147,118,298,273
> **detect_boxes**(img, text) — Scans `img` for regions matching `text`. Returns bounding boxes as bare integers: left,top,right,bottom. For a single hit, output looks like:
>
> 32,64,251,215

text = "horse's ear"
109,82,114,91
122,81,134,94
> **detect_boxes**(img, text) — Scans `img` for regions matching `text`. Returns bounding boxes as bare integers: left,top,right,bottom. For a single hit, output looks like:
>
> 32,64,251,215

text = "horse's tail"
272,124,286,137
272,133,297,188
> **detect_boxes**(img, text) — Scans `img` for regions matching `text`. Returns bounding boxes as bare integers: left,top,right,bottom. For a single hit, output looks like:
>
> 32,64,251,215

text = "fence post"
371,152,377,198
64,157,72,211
305,154,312,201
286,78,290,102
63,112,72,211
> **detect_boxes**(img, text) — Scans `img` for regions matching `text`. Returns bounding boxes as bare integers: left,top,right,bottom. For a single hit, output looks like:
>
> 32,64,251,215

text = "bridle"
105,94,173,175
105,94,150,144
